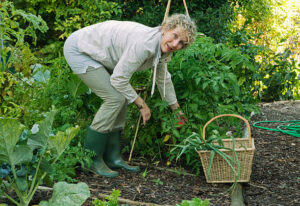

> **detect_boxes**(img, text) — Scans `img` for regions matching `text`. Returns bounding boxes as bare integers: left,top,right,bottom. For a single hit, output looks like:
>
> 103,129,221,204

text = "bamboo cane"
128,89,147,162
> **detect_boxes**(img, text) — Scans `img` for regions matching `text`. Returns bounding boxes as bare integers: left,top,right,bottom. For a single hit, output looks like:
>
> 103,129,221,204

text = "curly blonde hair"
161,14,197,47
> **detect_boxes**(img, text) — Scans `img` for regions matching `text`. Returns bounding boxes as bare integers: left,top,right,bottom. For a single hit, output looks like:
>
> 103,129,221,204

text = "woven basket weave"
198,114,255,183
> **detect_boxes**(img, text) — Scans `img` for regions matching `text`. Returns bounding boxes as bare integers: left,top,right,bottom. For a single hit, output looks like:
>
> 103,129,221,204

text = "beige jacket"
77,20,177,105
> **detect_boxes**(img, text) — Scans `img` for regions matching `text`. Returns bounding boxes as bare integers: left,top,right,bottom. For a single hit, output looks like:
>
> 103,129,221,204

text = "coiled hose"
253,120,300,138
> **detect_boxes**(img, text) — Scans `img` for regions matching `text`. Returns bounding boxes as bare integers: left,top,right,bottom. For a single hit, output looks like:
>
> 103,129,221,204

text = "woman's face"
161,27,189,54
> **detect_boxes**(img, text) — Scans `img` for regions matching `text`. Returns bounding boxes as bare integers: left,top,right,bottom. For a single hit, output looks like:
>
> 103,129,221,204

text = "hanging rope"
163,0,190,22
182,0,190,17
163,0,172,22
253,120,300,138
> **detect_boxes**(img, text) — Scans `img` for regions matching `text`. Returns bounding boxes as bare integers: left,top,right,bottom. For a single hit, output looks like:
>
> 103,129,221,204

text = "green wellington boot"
84,127,119,177
104,131,140,172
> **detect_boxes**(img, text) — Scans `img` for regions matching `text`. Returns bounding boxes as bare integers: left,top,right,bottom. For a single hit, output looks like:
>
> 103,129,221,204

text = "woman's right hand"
134,96,151,125
139,104,151,125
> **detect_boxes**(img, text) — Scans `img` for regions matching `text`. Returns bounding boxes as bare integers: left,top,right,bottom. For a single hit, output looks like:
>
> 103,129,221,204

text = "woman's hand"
134,96,151,125
170,102,180,112
170,102,187,129
139,104,151,125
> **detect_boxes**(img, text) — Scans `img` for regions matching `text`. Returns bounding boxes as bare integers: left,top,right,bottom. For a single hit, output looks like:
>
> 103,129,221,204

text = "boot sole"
81,167,119,177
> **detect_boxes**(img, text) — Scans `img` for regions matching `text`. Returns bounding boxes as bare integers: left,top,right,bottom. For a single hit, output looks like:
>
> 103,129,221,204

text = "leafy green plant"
0,1,48,73
152,178,163,186
50,143,94,182
141,168,148,180
0,1,49,122
259,49,299,101
93,189,121,206
176,197,210,206
14,0,122,42
0,109,80,206
123,34,258,168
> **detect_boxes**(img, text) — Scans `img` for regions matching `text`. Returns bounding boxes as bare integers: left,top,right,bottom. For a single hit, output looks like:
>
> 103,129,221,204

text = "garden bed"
2,101,299,205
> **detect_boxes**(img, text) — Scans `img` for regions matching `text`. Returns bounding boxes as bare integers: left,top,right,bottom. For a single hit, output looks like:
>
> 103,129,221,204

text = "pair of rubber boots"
84,127,139,177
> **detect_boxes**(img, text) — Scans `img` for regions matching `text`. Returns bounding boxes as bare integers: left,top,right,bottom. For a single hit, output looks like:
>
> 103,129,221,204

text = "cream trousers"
78,66,127,133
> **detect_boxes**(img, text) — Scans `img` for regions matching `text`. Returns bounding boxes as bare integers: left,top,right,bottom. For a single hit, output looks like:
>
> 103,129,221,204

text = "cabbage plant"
0,109,89,206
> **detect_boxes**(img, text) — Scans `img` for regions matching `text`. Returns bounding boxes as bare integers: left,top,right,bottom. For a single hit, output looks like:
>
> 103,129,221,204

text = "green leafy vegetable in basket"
171,131,241,191
172,132,240,177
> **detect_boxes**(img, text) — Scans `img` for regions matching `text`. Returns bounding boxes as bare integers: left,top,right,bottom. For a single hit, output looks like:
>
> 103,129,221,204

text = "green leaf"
208,144,239,177
10,145,33,165
40,158,53,174
176,197,210,206
39,182,90,206
27,110,56,151
189,104,198,113
172,129,181,138
207,150,215,180
238,77,246,85
16,177,27,192
32,65,50,83
0,118,25,165
68,74,89,97
48,126,80,156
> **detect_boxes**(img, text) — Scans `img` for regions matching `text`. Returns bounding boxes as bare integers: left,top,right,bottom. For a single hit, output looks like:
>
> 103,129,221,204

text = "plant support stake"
128,89,147,162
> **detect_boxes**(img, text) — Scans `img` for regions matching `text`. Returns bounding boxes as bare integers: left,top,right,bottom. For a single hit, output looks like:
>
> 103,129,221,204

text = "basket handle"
202,114,252,145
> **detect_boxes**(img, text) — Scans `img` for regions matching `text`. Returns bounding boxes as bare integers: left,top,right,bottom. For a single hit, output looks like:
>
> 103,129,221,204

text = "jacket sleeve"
110,43,151,103
155,62,177,105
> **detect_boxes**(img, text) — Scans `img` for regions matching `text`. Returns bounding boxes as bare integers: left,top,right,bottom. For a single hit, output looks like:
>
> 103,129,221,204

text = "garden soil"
4,101,300,206
80,100,300,206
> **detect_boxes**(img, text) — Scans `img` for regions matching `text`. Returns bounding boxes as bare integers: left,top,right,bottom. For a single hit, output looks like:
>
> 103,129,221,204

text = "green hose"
253,120,300,138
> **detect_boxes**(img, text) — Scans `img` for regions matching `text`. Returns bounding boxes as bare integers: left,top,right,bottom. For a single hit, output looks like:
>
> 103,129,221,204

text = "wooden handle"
202,114,252,145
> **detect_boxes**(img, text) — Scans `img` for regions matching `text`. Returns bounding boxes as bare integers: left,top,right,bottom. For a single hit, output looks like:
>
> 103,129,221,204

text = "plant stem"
28,171,47,203
28,156,60,202
11,165,18,185
11,164,27,205
3,190,21,206
28,154,43,197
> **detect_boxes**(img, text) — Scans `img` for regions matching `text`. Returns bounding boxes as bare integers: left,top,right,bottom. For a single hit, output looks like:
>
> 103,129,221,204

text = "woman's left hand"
170,102,187,129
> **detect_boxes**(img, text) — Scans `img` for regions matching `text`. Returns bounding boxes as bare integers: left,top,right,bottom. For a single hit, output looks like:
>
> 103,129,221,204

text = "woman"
64,14,196,177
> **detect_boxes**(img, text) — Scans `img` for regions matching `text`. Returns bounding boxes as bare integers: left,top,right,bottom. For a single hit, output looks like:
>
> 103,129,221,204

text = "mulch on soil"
79,101,300,206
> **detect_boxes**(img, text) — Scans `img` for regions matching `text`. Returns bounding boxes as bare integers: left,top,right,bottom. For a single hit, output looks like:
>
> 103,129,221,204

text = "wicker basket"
198,114,255,183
